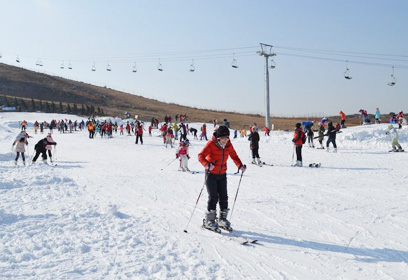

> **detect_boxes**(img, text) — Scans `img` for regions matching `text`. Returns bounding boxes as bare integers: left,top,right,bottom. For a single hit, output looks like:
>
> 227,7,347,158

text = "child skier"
386,124,404,152
12,133,28,165
317,122,325,149
248,126,262,166
198,126,246,232
292,123,305,167
165,125,174,148
304,123,315,148
46,133,56,163
176,139,190,171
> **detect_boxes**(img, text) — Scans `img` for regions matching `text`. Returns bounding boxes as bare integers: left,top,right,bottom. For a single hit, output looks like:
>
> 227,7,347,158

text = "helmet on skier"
295,123,301,128
183,139,190,146
214,125,230,138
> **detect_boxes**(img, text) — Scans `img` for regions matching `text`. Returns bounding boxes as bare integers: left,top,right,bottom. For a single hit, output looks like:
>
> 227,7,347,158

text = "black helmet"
295,123,301,128
214,126,230,138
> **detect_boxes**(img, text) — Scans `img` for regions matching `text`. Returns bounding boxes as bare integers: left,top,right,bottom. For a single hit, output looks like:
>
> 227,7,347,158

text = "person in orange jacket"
339,111,347,128
198,125,246,232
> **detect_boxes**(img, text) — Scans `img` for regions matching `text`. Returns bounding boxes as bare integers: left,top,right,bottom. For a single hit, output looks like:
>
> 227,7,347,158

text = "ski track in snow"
1,112,408,279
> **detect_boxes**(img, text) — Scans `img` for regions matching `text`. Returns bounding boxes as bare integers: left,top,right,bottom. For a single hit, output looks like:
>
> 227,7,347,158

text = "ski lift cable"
275,45,408,59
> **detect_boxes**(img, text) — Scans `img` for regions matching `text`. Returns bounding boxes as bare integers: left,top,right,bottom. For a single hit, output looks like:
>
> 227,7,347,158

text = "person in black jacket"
248,127,262,166
32,138,57,164
326,122,337,153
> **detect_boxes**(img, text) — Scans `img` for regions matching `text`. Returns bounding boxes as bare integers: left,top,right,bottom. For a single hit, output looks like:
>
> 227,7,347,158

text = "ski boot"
203,210,220,233
23,161,26,166
293,160,302,167
398,147,404,152
334,148,337,153
218,209,233,232
184,167,190,172
251,159,256,164
389,147,397,152
14,160,17,166
256,158,263,167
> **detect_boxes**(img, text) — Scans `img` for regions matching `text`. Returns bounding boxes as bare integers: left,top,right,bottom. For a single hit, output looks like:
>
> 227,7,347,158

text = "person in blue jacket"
375,108,381,124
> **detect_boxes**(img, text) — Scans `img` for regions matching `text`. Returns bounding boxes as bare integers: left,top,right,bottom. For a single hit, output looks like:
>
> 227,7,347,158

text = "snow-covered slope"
1,112,407,280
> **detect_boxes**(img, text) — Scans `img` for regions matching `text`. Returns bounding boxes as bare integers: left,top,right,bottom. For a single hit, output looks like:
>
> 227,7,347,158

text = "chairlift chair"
106,62,111,72
92,62,96,72
132,62,137,73
16,56,20,63
158,59,163,71
387,67,396,86
190,59,195,72
0,52,2,59
68,62,72,70
269,58,276,69
231,53,238,68
60,62,64,69
344,61,352,79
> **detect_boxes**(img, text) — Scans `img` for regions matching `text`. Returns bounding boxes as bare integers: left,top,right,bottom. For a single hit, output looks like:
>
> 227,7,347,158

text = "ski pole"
53,146,57,161
184,171,209,233
229,171,244,223
160,157,177,171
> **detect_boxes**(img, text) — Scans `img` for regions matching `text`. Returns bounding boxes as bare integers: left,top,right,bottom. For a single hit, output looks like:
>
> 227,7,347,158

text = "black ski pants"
296,145,302,161
206,173,228,211
15,152,25,161
136,134,143,144
251,148,260,159
32,150,47,162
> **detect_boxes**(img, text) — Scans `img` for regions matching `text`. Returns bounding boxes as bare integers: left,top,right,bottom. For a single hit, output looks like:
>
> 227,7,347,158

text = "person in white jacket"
386,124,404,152
12,134,28,165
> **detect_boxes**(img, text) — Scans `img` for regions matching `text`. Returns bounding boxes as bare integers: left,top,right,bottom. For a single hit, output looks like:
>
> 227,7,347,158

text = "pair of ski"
201,225,258,245
251,162,273,167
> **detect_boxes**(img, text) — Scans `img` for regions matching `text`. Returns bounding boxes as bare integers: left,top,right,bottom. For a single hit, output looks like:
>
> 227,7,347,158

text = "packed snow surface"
1,112,408,280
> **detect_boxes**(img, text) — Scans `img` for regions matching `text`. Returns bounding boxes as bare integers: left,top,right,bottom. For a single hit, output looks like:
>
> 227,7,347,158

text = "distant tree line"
0,95,105,116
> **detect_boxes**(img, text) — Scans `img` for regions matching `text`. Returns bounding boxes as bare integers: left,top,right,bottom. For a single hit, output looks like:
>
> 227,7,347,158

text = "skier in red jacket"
198,125,246,232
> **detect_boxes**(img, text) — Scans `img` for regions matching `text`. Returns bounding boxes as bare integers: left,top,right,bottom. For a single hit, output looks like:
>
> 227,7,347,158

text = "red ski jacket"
198,136,243,175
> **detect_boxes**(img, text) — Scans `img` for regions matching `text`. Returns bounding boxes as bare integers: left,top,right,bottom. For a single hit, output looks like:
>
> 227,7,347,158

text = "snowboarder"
176,139,190,171
326,122,337,152
248,126,262,166
12,133,28,165
386,124,403,152
32,137,57,164
198,126,246,232
292,123,305,167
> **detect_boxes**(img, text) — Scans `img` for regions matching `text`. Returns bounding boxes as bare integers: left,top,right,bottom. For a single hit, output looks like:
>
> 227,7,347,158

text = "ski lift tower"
257,43,276,130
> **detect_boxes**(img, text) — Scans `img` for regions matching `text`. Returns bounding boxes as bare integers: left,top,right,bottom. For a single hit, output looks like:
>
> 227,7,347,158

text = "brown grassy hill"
0,62,364,130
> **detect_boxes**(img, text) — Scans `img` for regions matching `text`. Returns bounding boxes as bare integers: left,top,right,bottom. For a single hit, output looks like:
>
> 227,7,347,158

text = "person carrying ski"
386,124,403,152
176,139,190,171
339,111,347,128
198,125,246,232
32,137,57,164
326,122,337,152
292,123,305,167
248,126,262,166
12,133,28,165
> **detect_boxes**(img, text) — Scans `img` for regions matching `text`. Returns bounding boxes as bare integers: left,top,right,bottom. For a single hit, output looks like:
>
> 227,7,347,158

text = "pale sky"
1,0,407,117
